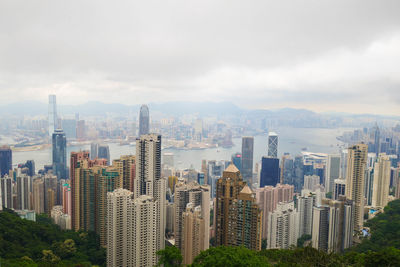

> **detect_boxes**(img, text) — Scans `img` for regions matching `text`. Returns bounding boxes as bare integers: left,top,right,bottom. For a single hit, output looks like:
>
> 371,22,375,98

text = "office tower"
228,185,263,250
174,182,210,252
312,206,330,251
182,204,207,265
1,175,13,208
163,152,174,167
241,137,254,184
52,129,67,179
134,134,166,254
256,184,294,239
0,146,12,178
33,178,45,213
260,156,280,188
334,179,346,200
168,176,178,194
215,163,246,246
48,94,57,137
97,144,110,165
322,197,355,253
197,173,205,185
267,202,298,249
268,132,278,158
325,155,340,193
298,193,315,237
25,160,35,177
345,144,368,232
139,104,150,137
107,189,159,267
90,142,99,160
76,120,85,140
372,154,391,208
303,175,320,191
16,175,31,210
293,155,305,192
113,155,136,191
374,125,380,156
231,152,242,173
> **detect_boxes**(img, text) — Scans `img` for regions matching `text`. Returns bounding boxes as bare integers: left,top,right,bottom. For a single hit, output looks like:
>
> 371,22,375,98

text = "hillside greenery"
0,209,105,266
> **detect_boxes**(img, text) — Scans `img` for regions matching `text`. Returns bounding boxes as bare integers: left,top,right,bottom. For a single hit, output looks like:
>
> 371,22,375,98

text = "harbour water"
12,127,352,171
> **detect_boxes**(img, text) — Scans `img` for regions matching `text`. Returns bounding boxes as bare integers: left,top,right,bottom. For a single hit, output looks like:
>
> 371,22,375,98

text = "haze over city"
1,1,400,115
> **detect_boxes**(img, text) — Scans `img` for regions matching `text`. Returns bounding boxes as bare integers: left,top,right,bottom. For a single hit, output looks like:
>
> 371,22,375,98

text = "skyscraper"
113,155,136,191
134,133,166,254
374,124,380,156
90,142,99,160
345,144,368,232
215,163,246,246
303,175,320,191
333,179,346,200
174,181,210,252
228,185,263,250
48,94,57,137
52,129,67,179
139,104,150,137
267,202,298,249
268,132,278,158
0,146,12,177
298,193,315,237
1,176,13,209
182,204,207,265
107,189,159,267
260,156,280,188
372,154,391,208
241,137,254,184
312,206,330,251
325,155,340,193
16,175,31,210
98,144,110,165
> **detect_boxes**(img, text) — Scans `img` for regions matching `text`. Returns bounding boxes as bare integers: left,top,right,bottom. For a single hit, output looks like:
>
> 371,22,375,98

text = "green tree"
156,246,182,267
191,246,269,267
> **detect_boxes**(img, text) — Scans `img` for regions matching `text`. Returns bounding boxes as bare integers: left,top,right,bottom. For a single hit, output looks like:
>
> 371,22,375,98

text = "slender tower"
345,144,368,232
139,104,150,137
48,95,57,137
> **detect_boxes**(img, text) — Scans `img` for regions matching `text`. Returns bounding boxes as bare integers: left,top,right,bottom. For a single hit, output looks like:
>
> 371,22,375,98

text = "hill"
0,209,105,266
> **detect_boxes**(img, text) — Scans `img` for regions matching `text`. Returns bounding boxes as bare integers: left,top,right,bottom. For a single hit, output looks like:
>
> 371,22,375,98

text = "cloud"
0,0,399,115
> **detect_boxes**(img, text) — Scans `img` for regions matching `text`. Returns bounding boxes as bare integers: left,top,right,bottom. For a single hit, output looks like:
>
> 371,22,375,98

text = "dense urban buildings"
372,154,391,208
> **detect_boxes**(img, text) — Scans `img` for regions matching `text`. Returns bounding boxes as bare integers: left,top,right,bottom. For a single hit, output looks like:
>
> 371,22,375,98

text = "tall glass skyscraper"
52,129,67,179
241,137,254,184
260,156,280,187
48,94,57,137
0,146,12,177
139,104,150,137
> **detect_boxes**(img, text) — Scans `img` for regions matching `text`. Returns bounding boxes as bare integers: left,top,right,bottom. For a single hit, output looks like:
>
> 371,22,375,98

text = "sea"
11,127,352,171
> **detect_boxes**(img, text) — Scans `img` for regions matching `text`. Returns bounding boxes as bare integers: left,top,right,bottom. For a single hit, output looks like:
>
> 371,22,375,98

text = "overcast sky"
1,0,400,115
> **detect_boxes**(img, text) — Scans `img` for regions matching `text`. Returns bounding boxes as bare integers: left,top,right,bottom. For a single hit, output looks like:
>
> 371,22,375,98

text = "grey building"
241,137,254,184
139,104,150,137
52,129,67,179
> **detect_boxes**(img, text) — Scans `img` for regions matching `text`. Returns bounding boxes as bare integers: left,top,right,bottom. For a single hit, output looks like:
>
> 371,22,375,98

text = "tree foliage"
0,209,105,266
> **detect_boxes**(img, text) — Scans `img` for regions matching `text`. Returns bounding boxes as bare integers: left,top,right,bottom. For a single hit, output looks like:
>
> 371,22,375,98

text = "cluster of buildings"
1,95,400,267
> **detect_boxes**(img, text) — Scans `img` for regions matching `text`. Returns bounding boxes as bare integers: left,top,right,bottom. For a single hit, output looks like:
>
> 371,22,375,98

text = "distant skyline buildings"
139,104,150,137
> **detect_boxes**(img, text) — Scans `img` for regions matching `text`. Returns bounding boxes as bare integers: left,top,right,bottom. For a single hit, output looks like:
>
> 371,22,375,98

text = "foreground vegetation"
0,209,105,266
